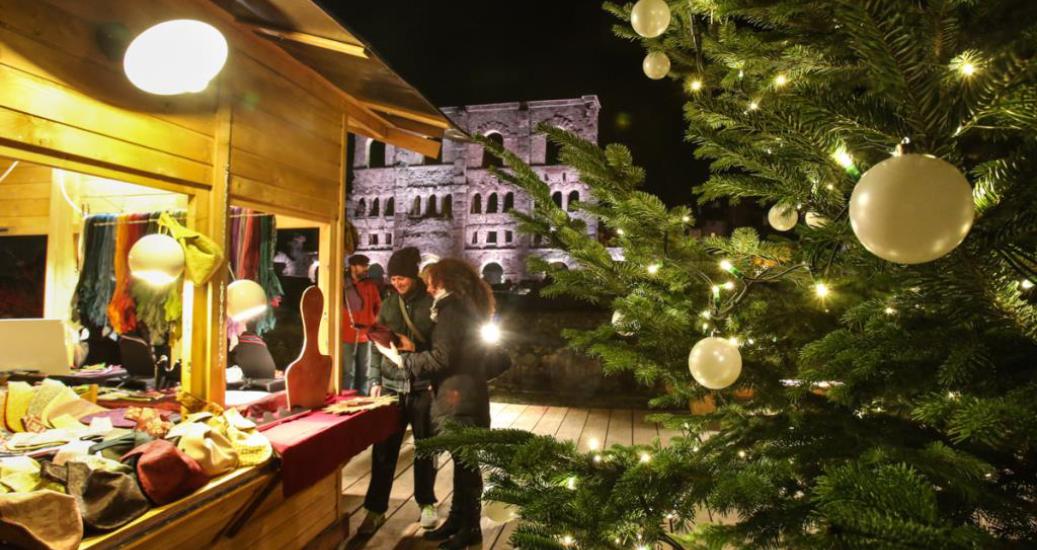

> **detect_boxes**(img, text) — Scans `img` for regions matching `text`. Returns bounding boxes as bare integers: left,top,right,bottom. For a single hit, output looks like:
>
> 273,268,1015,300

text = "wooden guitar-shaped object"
285,286,332,409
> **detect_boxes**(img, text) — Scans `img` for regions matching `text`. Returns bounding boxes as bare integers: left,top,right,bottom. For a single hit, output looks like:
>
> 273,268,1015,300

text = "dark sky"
328,0,716,212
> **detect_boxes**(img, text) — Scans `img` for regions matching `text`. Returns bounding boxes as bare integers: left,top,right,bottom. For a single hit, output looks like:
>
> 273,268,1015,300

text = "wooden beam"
385,128,440,159
379,114,446,140
239,22,367,59
361,99,450,130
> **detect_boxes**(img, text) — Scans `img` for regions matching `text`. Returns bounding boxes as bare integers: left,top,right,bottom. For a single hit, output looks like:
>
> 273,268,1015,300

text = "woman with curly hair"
376,258,494,548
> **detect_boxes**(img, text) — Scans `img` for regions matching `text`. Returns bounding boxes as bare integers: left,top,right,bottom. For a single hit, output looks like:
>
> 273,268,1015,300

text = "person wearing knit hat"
358,246,439,534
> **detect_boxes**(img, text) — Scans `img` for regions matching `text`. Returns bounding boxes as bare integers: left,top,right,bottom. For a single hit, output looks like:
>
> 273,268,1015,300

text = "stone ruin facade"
348,96,601,284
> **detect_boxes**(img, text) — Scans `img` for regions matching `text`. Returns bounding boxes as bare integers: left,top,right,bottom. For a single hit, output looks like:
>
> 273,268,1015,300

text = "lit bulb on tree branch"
814,282,831,299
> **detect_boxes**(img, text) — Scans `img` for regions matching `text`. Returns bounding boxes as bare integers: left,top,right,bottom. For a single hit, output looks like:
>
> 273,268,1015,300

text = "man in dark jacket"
357,247,439,535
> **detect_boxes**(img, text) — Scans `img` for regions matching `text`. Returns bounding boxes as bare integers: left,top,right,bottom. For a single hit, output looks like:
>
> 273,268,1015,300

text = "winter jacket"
403,293,491,428
342,276,382,344
367,281,435,394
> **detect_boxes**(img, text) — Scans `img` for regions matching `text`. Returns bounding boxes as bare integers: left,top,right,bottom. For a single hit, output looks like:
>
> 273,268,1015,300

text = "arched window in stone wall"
356,198,366,218
503,192,514,212
482,263,504,285
545,139,562,165
411,196,421,216
443,195,453,218
487,193,499,214
470,194,482,214
482,132,504,168
370,197,380,217
471,231,478,245
551,191,563,208
426,195,438,217
567,191,580,212
367,140,386,168
384,197,395,216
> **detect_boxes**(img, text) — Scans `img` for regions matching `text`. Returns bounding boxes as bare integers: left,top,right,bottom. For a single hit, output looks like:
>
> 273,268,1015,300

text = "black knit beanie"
347,254,370,267
387,247,421,279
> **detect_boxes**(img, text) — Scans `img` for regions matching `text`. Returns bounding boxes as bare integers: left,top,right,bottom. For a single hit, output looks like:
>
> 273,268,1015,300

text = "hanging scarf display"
228,208,283,336
72,214,117,329
107,213,148,335
131,213,183,345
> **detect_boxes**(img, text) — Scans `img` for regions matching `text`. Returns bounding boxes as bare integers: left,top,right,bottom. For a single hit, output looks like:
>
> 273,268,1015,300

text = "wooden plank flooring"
338,404,678,550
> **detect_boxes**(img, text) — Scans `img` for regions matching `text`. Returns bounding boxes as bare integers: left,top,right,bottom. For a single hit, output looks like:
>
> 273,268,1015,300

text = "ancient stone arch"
481,262,504,285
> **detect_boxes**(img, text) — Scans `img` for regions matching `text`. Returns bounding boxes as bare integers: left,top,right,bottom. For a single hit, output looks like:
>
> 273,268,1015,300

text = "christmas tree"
421,1,1037,547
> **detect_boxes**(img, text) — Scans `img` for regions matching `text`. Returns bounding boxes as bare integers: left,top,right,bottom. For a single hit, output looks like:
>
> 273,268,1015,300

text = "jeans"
363,390,437,514
342,341,371,395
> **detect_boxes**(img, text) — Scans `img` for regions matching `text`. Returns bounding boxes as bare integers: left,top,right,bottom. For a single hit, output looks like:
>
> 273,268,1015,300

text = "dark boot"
424,513,462,541
437,526,483,549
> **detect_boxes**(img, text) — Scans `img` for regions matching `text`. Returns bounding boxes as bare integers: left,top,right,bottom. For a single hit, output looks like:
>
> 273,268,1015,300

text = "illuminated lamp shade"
128,233,185,286
227,279,268,323
124,19,228,95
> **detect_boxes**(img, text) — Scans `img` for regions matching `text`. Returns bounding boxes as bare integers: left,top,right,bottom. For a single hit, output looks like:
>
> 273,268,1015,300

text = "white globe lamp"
128,233,185,287
227,279,268,323
124,19,228,95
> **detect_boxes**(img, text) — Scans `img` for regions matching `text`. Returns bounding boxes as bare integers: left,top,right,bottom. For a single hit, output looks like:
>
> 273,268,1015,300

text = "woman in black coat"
376,258,494,549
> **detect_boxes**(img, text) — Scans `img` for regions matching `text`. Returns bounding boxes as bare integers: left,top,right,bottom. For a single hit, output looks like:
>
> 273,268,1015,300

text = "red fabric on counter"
259,399,400,497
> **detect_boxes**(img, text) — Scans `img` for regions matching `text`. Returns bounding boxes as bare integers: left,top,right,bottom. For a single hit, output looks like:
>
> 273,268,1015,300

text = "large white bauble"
849,154,974,264
805,212,830,229
227,279,268,322
767,204,798,232
612,310,636,336
124,20,228,95
643,51,671,80
631,0,671,38
128,233,185,286
688,337,742,390
484,500,518,523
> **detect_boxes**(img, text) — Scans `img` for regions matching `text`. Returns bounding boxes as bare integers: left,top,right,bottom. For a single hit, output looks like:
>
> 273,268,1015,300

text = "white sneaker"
420,505,438,529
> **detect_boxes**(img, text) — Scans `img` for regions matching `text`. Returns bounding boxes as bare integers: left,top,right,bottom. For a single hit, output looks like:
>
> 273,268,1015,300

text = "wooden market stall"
0,0,452,547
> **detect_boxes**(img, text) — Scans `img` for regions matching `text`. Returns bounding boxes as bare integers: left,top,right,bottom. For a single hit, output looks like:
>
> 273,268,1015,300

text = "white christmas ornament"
484,500,518,523
631,0,671,38
767,204,798,232
688,337,742,390
805,212,829,228
128,233,185,286
643,51,671,80
850,153,974,264
612,310,636,336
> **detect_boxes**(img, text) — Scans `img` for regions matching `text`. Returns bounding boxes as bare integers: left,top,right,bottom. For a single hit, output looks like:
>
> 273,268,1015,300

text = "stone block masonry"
349,96,601,283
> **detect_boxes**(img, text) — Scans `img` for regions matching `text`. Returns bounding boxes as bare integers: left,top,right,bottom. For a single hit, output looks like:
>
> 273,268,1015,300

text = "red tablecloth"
259,400,400,496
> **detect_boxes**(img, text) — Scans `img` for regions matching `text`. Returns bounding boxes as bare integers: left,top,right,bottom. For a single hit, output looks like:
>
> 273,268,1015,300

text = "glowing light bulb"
1021,280,1034,290
700,310,711,319
561,535,575,546
588,438,600,450
723,281,735,291
719,259,734,272
647,263,660,275
688,78,703,92
616,228,626,236
728,336,740,347
702,322,709,331
711,285,721,295
737,450,747,458
639,452,652,463
681,215,691,223
480,322,502,344
593,454,602,463
814,282,830,298
748,100,760,111
566,476,577,490
747,338,755,345
884,307,896,315
959,62,977,76
831,148,854,170
124,20,228,95
773,74,788,87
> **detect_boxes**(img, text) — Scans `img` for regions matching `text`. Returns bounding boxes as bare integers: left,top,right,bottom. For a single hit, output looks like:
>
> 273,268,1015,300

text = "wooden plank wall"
0,158,51,235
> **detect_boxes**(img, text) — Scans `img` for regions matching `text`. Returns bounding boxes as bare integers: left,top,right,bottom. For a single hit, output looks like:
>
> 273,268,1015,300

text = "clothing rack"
85,211,187,227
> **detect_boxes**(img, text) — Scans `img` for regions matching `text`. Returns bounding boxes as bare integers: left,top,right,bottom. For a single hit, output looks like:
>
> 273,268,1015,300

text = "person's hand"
375,342,403,367
397,334,416,352
370,385,383,397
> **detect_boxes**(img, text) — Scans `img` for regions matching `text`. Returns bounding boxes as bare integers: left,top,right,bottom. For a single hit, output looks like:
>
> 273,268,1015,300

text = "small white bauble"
631,0,671,38
128,233,185,286
688,337,742,390
805,212,829,229
611,310,636,336
643,51,671,80
849,154,974,264
484,500,518,523
767,204,798,232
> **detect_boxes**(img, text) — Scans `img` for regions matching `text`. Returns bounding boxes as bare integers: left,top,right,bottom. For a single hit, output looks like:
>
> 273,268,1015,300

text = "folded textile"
42,461,149,532
5,382,34,433
121,439,208,505
0,490,83,550
323,395,398,416
158,211,224,285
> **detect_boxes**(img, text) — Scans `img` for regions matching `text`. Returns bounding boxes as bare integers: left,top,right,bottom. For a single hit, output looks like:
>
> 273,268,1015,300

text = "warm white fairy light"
1021,279,1034,290
728,336,741,347
831,147,854,170
566,476,578,490
681,215,691,223
748,100,760,111
588,437,600,450
647,263,661,275
814,282,830,298
700,310,711,319
723,281,735,291
617,228,626,236
702,322,709,331
688,78,704,92
711,285,721,295
561,534,575,546
959,62,977,77
719,259,734,272
747,338,755,345
773,74,788,87
737,450,747,458
884,307,896,315
639,452,652,464
593,454,603,463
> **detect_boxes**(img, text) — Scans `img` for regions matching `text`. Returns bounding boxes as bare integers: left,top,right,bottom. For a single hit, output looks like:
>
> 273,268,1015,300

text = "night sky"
329,0,728,217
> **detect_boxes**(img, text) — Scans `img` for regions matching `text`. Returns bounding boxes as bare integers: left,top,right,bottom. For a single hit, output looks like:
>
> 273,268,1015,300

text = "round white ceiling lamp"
227,279,269,323
124,19,228,95
128,233,186,287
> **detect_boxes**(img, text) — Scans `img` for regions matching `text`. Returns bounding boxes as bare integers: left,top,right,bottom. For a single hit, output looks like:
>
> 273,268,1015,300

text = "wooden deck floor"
337,403,681,550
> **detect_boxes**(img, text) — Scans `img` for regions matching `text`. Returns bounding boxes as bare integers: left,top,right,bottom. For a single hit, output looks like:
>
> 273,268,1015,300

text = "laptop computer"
0,319,72,376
